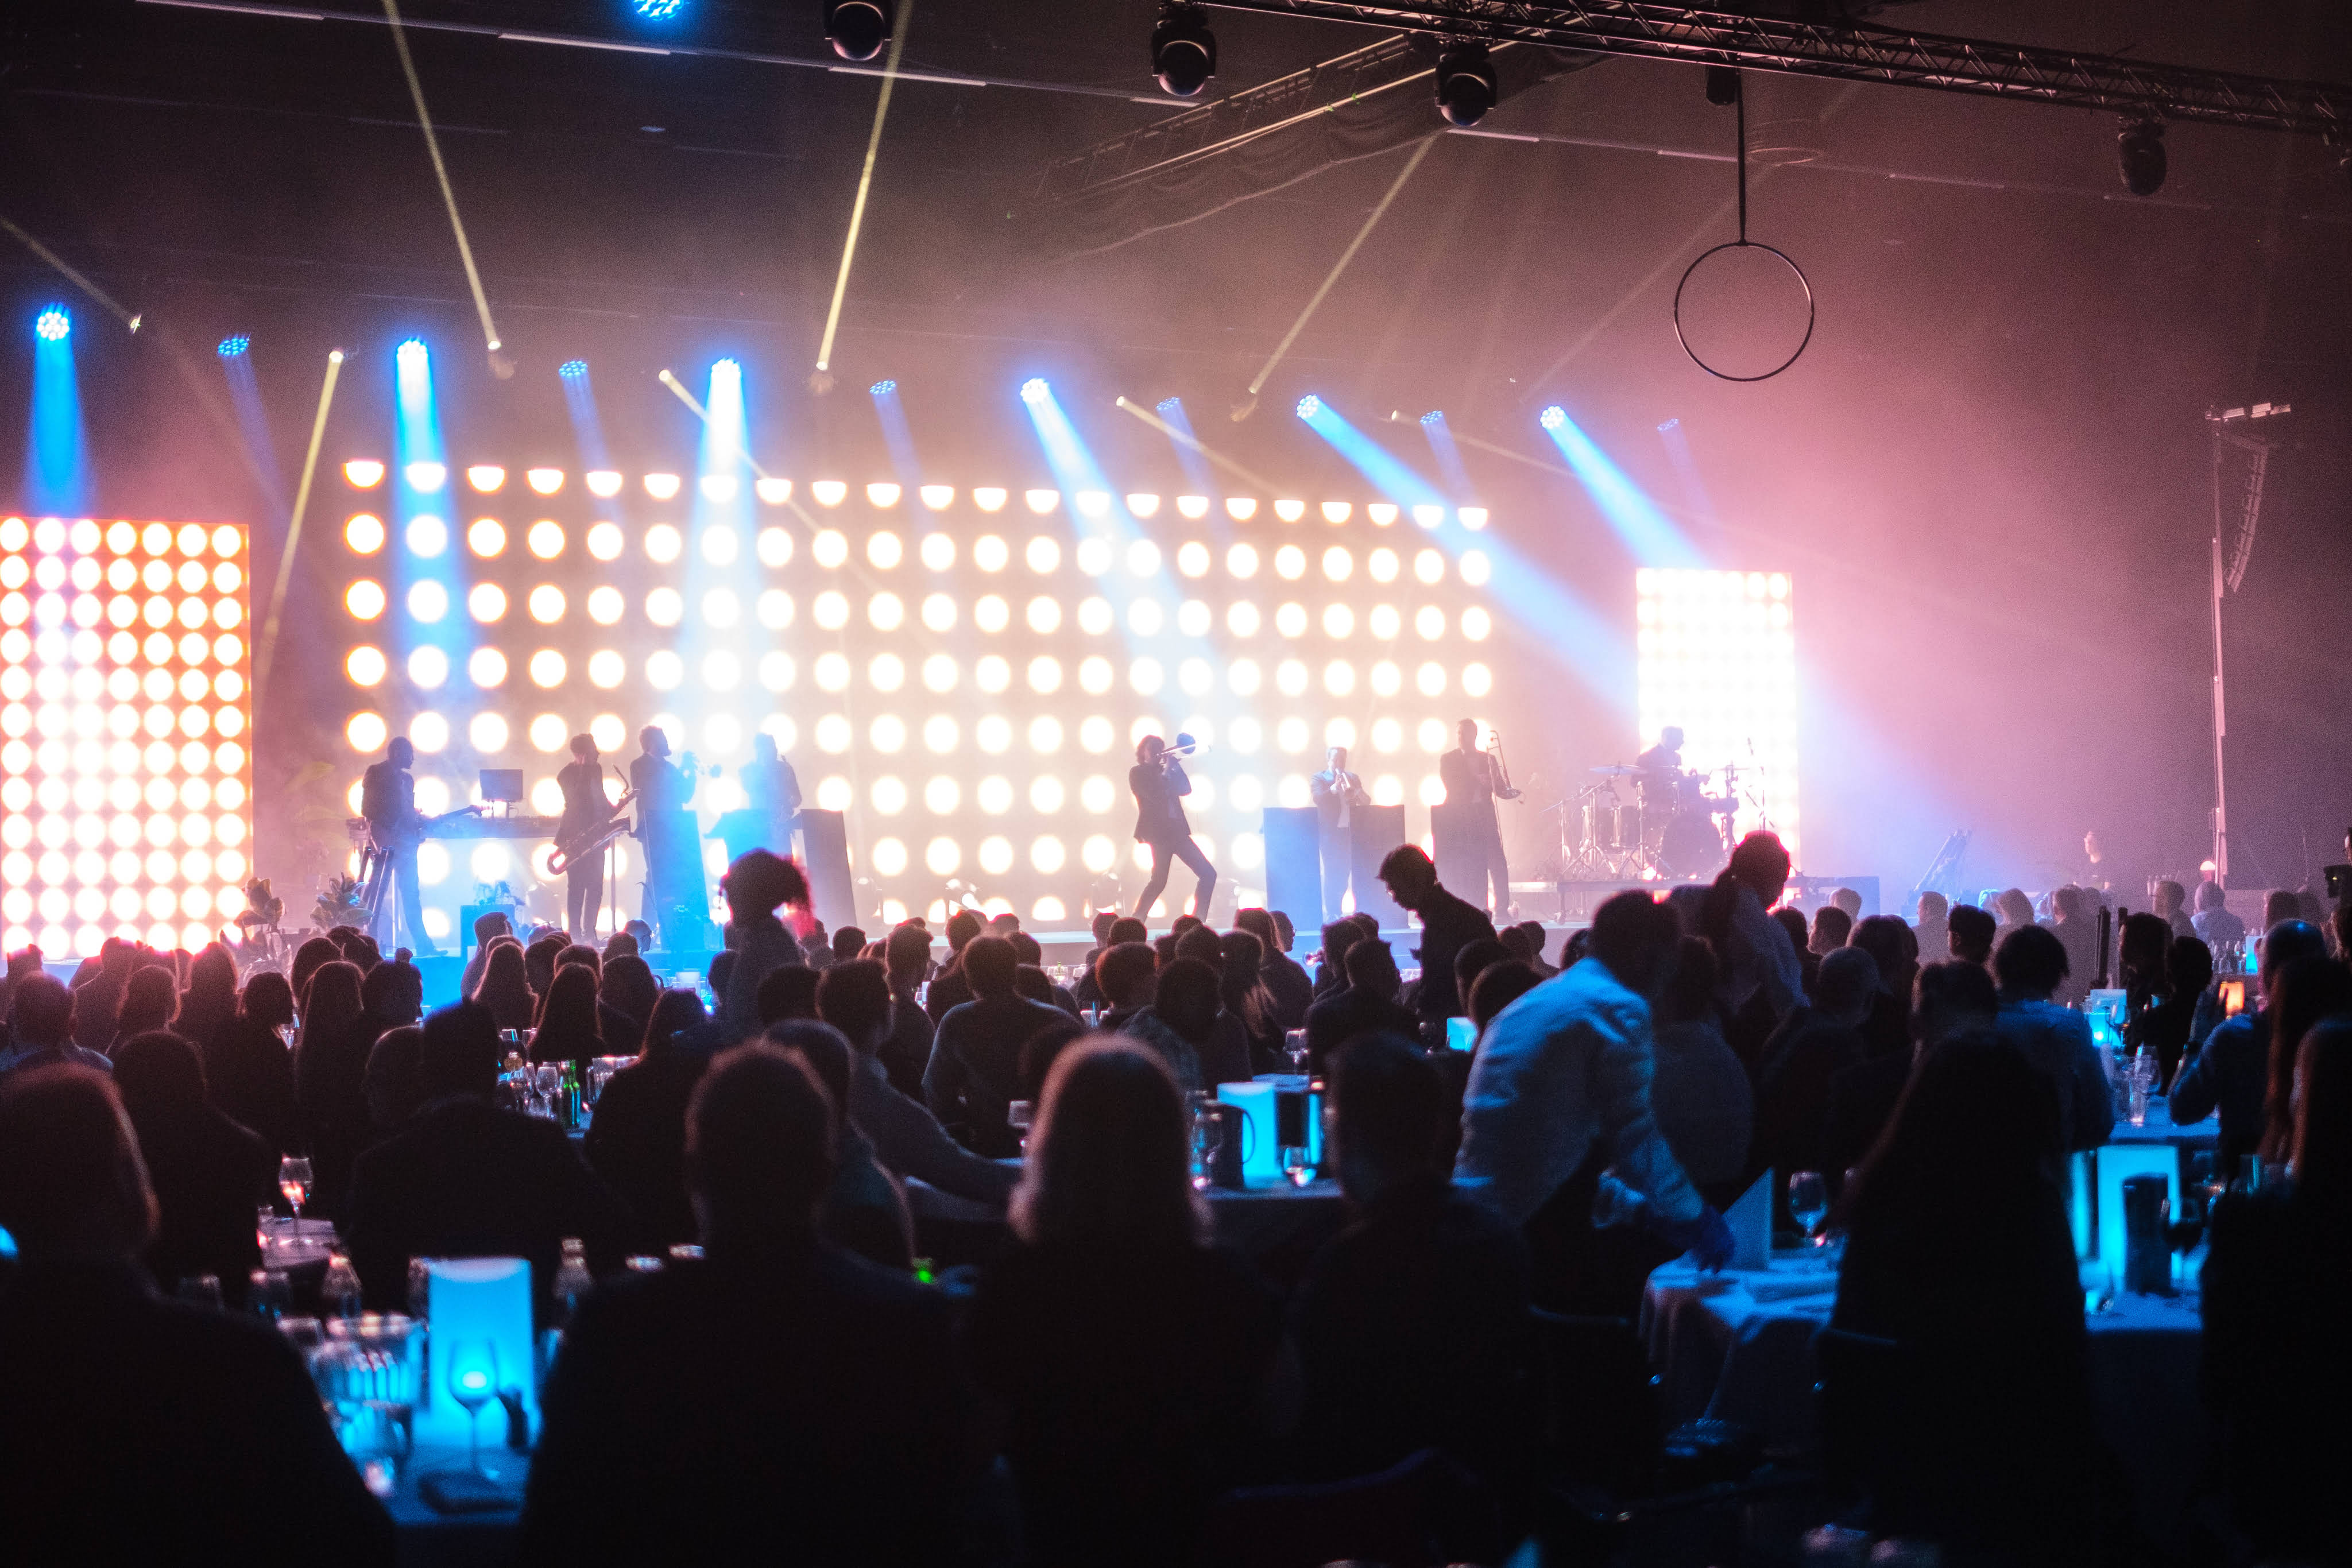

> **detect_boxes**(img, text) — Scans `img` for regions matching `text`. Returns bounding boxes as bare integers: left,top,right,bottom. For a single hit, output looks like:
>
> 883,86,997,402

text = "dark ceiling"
6,0,2352,889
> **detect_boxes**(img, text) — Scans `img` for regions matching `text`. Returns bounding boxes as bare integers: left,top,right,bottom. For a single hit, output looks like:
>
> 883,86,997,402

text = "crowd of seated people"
3,845,2350,1564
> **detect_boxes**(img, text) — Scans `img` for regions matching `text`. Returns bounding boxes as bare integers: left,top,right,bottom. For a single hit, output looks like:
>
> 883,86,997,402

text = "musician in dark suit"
556,736,617,940
359,737,436,955
1129,735,1216,921
630,726,706,952
740,733,802,850
1310,745,1373,924
1437,720,1519,919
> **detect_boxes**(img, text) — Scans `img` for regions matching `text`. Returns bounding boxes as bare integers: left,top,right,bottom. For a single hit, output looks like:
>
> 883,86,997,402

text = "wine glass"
444,1338,501,1476
1281,1143,1313,1188
1282,1029,1309,1078
278,1155,313,1233
1789,1171,1830,1261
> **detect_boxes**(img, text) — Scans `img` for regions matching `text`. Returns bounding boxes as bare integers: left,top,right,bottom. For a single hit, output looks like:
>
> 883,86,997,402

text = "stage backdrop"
0,517,255,956
316,435,1501,939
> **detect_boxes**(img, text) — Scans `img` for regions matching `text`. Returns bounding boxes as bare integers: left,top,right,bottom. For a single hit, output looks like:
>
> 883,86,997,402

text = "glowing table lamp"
417,1257,537,1454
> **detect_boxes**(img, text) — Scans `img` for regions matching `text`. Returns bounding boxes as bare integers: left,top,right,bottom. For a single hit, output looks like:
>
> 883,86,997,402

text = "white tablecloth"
1641,1253,2212,1542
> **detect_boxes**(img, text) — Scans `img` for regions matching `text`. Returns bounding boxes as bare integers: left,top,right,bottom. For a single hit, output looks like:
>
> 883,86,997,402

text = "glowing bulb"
466,464,506,493
919,485,954,510
344,514,385,554
866,482,901,508
643,472,681,500
404,462,446,493
585,470,623,498
972,487,1008,513
1320,501,1351,524
343,459,386,489
754,477,794,505
526,467,564,495
699,474,739,503
811,480,847,507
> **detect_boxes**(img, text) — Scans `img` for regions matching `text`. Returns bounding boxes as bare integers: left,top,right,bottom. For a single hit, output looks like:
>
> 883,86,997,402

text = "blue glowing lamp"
1419,409,1443,426
396,338,429,370
870,378,897,395
558,359,588,380
633,0,684,16
1538,404,1567,431
1155,396,1182,415
33,308,69,343
1019,377,1050,406
417,1256,538,1448
218,335,250,358
1294,394,1321,420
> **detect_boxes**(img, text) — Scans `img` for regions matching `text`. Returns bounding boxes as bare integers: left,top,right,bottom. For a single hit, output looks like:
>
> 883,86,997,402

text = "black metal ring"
1672,240,1815,382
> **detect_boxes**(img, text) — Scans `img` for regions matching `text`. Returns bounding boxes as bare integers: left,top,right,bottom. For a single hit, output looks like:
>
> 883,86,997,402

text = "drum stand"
356,833,396,944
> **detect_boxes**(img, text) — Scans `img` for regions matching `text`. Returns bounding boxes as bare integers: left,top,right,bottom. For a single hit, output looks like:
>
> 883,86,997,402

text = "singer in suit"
1129,734,1216,920
1438,720,1520,918
1309,746,1373,924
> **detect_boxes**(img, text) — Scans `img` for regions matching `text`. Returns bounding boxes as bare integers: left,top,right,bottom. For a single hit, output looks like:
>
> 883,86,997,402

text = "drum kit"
1556,760,1761,881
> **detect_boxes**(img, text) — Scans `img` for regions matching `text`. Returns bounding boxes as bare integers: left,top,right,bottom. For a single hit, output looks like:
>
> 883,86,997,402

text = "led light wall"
0,517,254,955
332,462,1500,931
1634,568,1799,861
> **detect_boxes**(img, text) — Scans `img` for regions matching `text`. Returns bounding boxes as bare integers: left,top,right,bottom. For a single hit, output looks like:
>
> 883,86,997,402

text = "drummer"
1635,726,1684,804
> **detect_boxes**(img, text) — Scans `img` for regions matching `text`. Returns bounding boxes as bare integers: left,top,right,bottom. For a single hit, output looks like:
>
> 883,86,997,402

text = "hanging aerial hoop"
1673,75,1815,382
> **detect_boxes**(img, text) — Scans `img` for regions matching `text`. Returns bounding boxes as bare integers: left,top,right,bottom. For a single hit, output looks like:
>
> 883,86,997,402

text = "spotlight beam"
814,0,915,377
1113,397,1281,494
381,0,508,370
1238,132,1436,413
255,349,345,700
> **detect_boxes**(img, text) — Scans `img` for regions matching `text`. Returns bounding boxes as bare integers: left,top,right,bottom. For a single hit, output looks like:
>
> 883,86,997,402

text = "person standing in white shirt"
1310,747,1372,924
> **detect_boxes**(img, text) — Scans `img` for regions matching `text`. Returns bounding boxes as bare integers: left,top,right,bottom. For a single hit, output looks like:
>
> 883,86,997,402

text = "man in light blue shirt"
1456,891,1731,1268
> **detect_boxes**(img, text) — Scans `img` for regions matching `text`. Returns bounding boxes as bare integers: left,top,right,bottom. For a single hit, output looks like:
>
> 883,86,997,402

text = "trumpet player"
1129,733,1216,920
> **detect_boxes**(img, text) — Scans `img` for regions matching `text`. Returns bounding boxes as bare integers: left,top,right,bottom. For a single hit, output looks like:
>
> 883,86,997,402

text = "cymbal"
1590,764,1642,776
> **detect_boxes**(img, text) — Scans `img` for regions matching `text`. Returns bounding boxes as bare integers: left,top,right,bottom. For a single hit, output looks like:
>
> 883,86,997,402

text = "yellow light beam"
1241,133,1437,408
1114,397,1283,495
814,0,915,377
0,215,137,328
381,0,506,365
255,350,346,700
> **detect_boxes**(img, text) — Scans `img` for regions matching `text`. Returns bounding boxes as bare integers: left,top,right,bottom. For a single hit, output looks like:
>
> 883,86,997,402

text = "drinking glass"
1283,1029,1309,1077
278,1155,313,1231
1281,1144,1312,1188
250,1268,292,1321
1190,1104,1224,1191
1008,1100,1034,1154
444,1338,501,1476
1789,1171,1830,1259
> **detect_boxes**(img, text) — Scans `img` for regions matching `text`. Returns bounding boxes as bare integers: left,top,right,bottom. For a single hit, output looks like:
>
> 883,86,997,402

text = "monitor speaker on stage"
798,808,856,932
1260,807,1321,937
1348,803,1407,928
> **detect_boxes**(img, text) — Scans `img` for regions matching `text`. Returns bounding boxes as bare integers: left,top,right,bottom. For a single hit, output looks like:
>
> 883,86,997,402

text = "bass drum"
1659,812,1726,881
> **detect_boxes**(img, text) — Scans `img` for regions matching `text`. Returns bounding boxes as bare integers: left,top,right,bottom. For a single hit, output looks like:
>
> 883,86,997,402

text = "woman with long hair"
470,938,536,1034
583,988,711,1252
106,967,178,1057
203,969,299,1156
529,963,604,1067
2256,955,2352,1163
1827,1035,2098,1558
115,1029,274,1303
291,960,372,1221
171,944,240,1054
965,1039,1281,1568
2204,1016,2352,1561
1216,929,1282,1071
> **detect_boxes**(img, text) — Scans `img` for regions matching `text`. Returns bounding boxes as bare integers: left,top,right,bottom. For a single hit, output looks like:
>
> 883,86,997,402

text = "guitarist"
359,736,439,955
556,734,624,940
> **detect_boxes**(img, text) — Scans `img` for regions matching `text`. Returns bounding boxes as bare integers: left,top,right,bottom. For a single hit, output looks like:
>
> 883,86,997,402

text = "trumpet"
1162,732,1207,758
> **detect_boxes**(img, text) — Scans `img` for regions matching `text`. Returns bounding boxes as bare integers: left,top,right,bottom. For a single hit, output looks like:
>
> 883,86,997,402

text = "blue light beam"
1154,397,1216,497
558,359,612,473
1300,393,1631,714
393,338,458,669
870,379,924,489
1539,404,1705,568
24,305,87,514
1418,411,1473,501
1655,416,1720,529
219,333,287,525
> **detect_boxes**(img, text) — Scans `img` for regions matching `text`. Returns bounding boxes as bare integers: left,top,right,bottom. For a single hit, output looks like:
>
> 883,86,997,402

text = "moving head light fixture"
1434,41,1496,127
2118,118,2167,196
1152,3,1217,98
825,0,891,62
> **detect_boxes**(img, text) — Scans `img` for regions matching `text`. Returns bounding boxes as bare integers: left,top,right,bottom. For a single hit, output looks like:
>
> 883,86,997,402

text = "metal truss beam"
1036,32,1437,205
1194,1,2352,137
